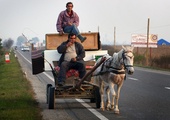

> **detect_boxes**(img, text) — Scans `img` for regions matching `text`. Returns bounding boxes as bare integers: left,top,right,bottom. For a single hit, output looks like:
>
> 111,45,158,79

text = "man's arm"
76,43,85,60
56,12,64,33
57,42,67,53
73,12,79,27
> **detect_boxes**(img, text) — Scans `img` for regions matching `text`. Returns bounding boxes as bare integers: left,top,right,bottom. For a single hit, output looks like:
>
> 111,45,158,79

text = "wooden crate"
45,32,100,50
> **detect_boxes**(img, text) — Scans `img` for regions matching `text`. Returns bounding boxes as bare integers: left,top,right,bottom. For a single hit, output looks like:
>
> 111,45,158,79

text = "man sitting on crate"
57,33,86,86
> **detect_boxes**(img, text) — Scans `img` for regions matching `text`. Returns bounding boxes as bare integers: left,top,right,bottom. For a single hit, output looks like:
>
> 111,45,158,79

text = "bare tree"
16,36,27,46
2,38,14,50
0,38,4,56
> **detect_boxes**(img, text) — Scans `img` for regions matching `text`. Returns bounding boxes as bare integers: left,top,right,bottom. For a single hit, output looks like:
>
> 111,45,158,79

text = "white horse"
93,46,134,114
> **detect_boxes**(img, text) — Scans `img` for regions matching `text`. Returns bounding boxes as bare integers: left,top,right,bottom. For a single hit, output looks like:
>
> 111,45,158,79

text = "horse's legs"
108,74,116,110
100,80,105,111
109,82,116,110
106,86,111,110
114,82,123,114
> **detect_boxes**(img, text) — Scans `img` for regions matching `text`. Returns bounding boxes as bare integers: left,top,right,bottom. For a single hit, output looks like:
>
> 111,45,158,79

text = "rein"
95,56,126,76
94,69,125,76
94,50,134,76
108,69,125,74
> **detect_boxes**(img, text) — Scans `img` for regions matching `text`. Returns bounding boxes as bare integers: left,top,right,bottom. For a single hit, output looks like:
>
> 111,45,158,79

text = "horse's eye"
127,55,133,59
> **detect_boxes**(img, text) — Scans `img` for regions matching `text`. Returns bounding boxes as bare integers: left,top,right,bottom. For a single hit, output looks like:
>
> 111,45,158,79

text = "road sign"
131,34,158,47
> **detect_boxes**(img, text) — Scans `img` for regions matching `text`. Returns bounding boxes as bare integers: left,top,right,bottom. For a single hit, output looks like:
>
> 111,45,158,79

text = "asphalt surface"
16,49,170,120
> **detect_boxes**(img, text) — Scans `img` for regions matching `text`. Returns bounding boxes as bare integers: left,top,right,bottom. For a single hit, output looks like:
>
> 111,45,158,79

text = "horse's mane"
109,49,124,70
113,49,124,62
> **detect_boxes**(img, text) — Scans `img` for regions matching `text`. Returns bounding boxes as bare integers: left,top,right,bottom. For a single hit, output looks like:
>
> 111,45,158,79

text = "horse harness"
95,50,133,77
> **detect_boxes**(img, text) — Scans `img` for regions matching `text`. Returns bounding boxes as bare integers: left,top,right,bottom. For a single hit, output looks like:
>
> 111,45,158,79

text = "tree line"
0,35,40,60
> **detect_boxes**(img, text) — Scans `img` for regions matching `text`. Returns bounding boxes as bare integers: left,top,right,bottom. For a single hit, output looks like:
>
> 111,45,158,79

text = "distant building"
157,39,170,45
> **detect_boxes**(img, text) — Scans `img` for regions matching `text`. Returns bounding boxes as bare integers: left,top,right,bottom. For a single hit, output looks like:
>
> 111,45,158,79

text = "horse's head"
122,46,134,75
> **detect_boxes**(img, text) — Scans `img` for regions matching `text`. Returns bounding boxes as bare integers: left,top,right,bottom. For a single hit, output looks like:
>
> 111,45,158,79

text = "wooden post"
150,47,152,59
114,27,116,50
31,43,34,51
146,18,150,66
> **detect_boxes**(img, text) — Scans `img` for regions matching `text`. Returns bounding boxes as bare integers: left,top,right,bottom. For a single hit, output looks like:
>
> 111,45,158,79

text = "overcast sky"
0,0,170,45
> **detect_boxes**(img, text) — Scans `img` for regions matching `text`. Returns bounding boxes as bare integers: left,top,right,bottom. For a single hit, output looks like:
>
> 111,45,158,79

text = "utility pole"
98,26,102,50
114,27,116,50
146,18,150,66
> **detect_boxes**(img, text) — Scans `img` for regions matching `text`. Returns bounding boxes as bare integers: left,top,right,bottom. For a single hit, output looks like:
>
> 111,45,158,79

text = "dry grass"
101,45,170,70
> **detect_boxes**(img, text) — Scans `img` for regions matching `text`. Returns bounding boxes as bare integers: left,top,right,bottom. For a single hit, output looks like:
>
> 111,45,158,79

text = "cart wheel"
48,86,55,109
90,87,96,103
95,87,101,108
90,98,95,103
46,84,52,104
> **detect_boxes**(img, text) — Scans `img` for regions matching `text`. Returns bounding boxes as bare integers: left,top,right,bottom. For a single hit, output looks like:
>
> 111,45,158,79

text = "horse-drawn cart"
32,32,108,109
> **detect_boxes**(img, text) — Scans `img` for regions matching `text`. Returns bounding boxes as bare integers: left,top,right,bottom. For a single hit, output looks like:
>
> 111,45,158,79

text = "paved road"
16,49,170,120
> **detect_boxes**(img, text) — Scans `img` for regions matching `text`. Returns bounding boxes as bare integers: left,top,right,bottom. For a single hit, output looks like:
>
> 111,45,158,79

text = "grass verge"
0,51,42,120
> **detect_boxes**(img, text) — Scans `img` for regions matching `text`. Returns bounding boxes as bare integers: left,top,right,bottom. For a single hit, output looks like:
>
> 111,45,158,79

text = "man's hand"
66,41,73,47
68,22,72,26
71,58,77,62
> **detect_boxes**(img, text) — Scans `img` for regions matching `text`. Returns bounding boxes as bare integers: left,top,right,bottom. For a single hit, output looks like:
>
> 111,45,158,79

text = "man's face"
69,35,76,43
66,3,73,12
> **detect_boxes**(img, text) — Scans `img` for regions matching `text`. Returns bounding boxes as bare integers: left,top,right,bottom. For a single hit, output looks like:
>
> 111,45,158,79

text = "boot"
77,34,87,43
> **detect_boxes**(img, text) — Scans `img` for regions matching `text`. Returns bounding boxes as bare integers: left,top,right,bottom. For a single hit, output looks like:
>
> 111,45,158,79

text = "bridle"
122,50,134,69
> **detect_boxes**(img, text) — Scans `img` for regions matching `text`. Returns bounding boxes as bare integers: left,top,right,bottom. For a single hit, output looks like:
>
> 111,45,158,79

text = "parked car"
21,46,30,52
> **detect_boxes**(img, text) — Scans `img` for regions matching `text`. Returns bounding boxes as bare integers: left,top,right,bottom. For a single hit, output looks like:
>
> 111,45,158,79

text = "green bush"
134,54,145,65
0,51,5,65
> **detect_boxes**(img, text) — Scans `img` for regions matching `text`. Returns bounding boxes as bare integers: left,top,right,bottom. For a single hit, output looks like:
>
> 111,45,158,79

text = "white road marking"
17,51,54,82
18,51,31,64
76,99,108,120
128,77,139,81
18,51,109,120
43,72,54,81
165,87,170,90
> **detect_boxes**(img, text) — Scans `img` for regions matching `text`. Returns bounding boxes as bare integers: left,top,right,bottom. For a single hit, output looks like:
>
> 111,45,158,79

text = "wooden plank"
53,61,95,67
46,32,100,50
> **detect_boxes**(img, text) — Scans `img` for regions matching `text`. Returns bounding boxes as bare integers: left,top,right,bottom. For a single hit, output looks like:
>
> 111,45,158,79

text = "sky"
0,0,170,45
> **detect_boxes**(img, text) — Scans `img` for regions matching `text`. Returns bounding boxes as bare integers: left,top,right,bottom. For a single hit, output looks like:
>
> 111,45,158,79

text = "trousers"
58,60,86,83
63,24,80,36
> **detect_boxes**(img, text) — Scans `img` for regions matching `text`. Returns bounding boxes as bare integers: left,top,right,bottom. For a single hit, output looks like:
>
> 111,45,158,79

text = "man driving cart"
57,33,86,86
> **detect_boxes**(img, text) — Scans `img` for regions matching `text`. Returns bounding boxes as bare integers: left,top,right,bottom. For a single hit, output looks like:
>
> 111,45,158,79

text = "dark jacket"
57,40,85,67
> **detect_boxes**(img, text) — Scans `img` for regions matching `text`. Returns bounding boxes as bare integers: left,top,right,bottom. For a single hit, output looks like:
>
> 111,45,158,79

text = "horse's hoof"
106,107,110,111
110,108,114,111
110,107,114,111
114,110,120,114
100,108,105,111
111,105,114,109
